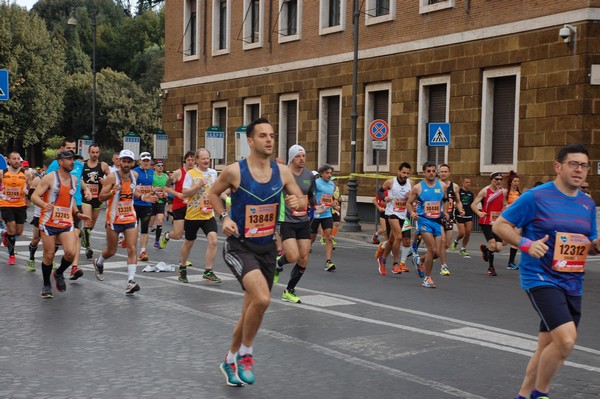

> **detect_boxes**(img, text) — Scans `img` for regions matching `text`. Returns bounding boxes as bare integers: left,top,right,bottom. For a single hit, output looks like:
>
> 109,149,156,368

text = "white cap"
119,149,135,159
287,144,305,165
140,152,151,160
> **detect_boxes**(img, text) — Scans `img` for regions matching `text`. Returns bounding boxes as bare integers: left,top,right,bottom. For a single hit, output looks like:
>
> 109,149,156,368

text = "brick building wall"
161,1,600,203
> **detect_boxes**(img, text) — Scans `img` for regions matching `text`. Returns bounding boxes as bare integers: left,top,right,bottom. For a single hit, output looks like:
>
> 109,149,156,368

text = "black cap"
57,150,76,159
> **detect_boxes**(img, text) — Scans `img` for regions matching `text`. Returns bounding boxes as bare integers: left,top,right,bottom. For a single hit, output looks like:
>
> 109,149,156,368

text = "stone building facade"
161,1,600,214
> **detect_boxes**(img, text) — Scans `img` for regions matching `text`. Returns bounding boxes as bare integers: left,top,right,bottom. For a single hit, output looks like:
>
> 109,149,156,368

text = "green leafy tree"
0,3,66,151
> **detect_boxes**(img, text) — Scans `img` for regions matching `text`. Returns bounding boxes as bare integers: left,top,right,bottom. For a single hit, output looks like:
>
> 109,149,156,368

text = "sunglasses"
494,177,503,181
581,186,589,190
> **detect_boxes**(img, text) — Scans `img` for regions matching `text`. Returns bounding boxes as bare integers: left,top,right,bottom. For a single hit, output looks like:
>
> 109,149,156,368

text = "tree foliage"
0,3,66,148
8,0,166,152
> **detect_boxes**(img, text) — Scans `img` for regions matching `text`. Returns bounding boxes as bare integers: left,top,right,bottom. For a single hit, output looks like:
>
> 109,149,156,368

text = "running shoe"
273,267,281,285
459,249,470,257
422,276,436,288
507,263,519,270
391,262,402,274
331,238,337,246
440,265,451,276
69,265,83,280
41,284,53,299
377,258,386,276
27,259,35,272
7,255,16,265
203,270,222,284
150,226,156,233
125,280,140,295
451,240,458,251
324,260,336,272
320,237,326,245
138,251,149,261
153,241,159,249
375,242,384,260
120,239,127,248
411,241,419,255
159,233,169,249
93,258,104,281
412,256,424,278
235,354,255,385
178,266,188,283
480,244,489,262
487,266,497,277
85,247,93,259
219,360,244,387
399,262,410,273
371,233,379,245
53,271,66,292
282,289,301,303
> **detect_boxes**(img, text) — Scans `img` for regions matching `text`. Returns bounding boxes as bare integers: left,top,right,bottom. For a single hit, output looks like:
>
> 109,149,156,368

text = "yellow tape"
334,174,421,180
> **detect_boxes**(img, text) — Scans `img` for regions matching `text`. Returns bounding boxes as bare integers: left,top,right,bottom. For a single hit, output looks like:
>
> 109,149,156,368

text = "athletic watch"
219,211,229,222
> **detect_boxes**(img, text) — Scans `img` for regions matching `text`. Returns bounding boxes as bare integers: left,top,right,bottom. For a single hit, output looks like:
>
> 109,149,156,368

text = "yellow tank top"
184,168,216,220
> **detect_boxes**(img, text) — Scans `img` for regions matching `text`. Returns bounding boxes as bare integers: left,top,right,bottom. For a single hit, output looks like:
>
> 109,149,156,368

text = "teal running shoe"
236,354,255,385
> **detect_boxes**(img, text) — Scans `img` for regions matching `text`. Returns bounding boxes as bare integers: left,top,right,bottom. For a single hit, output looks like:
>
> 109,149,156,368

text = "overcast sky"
11,0,37,10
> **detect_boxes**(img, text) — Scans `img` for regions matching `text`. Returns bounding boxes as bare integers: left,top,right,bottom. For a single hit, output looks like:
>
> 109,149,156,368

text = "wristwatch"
219,211,229,222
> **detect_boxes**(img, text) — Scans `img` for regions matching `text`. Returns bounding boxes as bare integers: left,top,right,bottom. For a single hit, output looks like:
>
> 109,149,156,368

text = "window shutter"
286,100,297,159
326,96,340,165
427,84,447,163
491,76,516,164
373,91,389,165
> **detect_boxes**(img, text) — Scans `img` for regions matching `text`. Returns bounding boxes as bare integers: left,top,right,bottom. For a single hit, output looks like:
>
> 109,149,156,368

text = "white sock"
226,351,236,363
381,241,387,250
166,232,170,240
239,344,252,356
128,264,136,281
141,247,146,253
400,246,410,262
97,255,106,266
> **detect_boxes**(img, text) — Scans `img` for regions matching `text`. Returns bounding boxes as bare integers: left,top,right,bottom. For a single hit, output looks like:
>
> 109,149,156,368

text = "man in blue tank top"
406,162,450,289
493,144,600,399
208,118,306,388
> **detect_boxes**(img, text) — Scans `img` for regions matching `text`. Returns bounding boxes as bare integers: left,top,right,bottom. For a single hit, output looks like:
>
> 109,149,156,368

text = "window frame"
278,93,300,160
363,82,391,173
243,0,265,50
278,0,302,43
211,101,228,169
419,0,455,14
183,0,200,61
365,0,396,26
319,0,346,36
417,76,450,169
212,0,231,56
183,105,199,154
243,97,262,125
318,88,342,170
480,66,521,174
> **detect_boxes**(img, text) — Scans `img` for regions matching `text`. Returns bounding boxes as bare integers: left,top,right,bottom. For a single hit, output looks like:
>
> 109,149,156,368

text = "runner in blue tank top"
493,144,600,399
407,162,454,289
208,118,306,387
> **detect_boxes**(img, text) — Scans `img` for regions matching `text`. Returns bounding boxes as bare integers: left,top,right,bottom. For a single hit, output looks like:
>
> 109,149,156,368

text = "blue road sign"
0,154,6,170
0,70,9,101
428,123,451,147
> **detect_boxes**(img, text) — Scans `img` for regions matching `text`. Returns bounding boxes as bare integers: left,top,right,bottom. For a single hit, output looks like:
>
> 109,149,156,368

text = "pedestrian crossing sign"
428,123,450,147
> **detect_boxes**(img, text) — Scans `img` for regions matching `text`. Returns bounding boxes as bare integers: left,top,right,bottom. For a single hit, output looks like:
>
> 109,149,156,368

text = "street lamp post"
343,0,361,232
68,2,97,143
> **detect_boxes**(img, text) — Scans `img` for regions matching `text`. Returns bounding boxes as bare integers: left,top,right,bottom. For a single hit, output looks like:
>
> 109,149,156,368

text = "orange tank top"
39,172,75,229
0,169,28,207
106,171,137,224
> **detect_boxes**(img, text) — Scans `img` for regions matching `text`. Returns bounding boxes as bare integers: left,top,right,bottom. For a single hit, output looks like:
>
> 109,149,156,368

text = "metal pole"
92,5,97,143
343,0,361,232
374,150,379,234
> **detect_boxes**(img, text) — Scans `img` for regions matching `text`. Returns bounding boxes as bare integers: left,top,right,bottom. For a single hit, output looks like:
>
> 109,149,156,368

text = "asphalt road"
0,209,599,399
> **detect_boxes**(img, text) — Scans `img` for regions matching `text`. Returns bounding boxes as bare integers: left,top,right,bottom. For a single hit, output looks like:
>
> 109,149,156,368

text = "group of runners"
1,127,596,398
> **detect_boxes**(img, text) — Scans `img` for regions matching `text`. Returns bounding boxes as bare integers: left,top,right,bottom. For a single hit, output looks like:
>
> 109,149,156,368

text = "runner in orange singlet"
0,152,33,265
31,151,91,298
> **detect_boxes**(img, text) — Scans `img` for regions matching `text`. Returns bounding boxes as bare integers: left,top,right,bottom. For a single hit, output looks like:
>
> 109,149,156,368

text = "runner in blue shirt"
493,143,600,399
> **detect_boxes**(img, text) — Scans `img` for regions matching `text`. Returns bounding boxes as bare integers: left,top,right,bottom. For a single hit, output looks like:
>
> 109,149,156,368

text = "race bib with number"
51,206,73,225
490,211,501,224
116,200,136,223
245,204,277,238
138,185,153,195
392,198,407,213
320,194,333,208
552,232,590,273
88,183,99,198
424,201,441,218
200,195,213,213
5,187,21,201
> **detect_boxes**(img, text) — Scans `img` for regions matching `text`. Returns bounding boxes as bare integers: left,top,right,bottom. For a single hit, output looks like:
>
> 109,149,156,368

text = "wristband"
518,237,533,253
